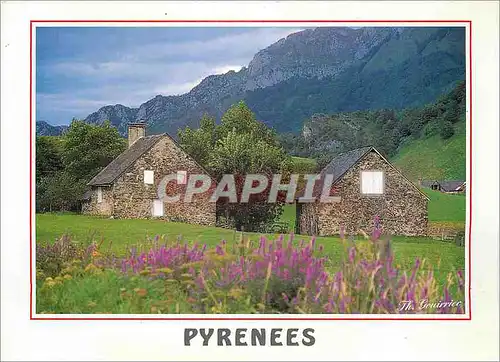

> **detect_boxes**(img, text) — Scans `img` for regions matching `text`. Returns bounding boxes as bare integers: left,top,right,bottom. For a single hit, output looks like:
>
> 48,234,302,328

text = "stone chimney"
128,122,146,147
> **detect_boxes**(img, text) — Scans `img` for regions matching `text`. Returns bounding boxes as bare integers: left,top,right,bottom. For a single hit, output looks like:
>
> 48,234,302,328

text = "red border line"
468,22,472,320
34,317,470,321
31,20,471,23
30,20,472,321
30,21,33,320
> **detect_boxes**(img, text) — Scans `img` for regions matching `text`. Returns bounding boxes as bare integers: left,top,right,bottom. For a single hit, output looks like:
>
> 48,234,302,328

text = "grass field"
424,188,466,222
36,213,465,288
36,186,466,314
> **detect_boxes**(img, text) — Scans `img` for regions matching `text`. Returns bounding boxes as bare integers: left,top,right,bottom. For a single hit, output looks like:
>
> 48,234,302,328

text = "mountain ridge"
36,121,68,136
39,27,465,136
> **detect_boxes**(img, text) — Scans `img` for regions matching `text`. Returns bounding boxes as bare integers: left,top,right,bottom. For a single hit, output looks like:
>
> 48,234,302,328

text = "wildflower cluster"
101,240,208,278
36,235,84,278
102,230,465,314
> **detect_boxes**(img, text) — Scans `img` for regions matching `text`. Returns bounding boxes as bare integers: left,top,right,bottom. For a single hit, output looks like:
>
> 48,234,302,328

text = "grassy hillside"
392,120,466,181
423,188,466,222
290,156,318,173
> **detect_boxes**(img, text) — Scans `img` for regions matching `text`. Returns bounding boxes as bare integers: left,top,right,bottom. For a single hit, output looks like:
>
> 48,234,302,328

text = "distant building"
82,123,216,226
420,180,466,194
296,146,429,237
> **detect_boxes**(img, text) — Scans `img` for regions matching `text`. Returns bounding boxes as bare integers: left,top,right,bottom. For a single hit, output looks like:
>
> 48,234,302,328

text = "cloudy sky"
36,26,302,125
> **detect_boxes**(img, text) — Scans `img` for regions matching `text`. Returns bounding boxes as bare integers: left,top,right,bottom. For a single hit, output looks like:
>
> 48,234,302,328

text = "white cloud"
36,94,114,112
125,27,303,62
37,27,304,124
212,65,243,74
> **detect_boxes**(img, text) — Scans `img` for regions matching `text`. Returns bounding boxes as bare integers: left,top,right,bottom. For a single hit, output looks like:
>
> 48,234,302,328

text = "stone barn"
295,146,429,237
82,123,216,226
421,180,466,194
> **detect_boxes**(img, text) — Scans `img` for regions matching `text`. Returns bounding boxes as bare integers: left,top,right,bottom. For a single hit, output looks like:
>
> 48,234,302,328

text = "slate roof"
438,180,466,192
420,180,465,192
319,146,373,184
296,146,373,199
420,180,440,188
87,134,164,186
80,189,93,201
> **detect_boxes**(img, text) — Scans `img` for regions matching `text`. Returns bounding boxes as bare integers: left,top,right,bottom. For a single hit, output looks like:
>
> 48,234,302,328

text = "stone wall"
81,186,114,216
112,136,216,226
298,150,428,237
427,222,465,241
297,203,320,235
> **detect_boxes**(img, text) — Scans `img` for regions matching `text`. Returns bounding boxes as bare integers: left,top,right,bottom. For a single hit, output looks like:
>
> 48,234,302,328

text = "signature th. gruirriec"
398,299,464,312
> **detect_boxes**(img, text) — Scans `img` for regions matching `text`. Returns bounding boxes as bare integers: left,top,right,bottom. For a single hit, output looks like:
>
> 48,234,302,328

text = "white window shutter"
373,171,383,193
361,172,370,194
97,187,103,203
361,171,384,194
144,170,154,184
177,170,187,185
152,199,164,217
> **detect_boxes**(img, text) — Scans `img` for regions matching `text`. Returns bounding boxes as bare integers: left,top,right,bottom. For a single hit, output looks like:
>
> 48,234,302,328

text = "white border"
2,1,498,361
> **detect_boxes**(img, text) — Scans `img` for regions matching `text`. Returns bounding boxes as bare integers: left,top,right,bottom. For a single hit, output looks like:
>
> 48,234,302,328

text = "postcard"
1,1,499,361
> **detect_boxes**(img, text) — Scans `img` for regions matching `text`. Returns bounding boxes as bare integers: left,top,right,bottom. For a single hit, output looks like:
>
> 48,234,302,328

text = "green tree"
178,114,217,165
217,101,280,147
36,120,126,213
37,172,86,212
439,120,455,139
423,118,441,137
209,129,289,178
443,100,460,124
62,120,126,181
36,136,64,183
451,80,466,105
179,101,290,232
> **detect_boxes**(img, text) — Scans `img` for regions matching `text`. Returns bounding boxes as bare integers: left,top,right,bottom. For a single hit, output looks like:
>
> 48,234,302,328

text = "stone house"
296,146,429,237
82,123,216,226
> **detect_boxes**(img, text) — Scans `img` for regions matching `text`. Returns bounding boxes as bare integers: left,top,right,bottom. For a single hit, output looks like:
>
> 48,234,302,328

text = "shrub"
186,235,328,313
295,238,465,314
36,235,85,278
439,120,455,139
423,119,441,137
266,221,292,234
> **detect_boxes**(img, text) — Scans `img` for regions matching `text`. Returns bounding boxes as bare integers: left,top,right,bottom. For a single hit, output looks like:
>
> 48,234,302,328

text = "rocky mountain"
83,26,465,136
36,121,68,136
85,104,139,135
